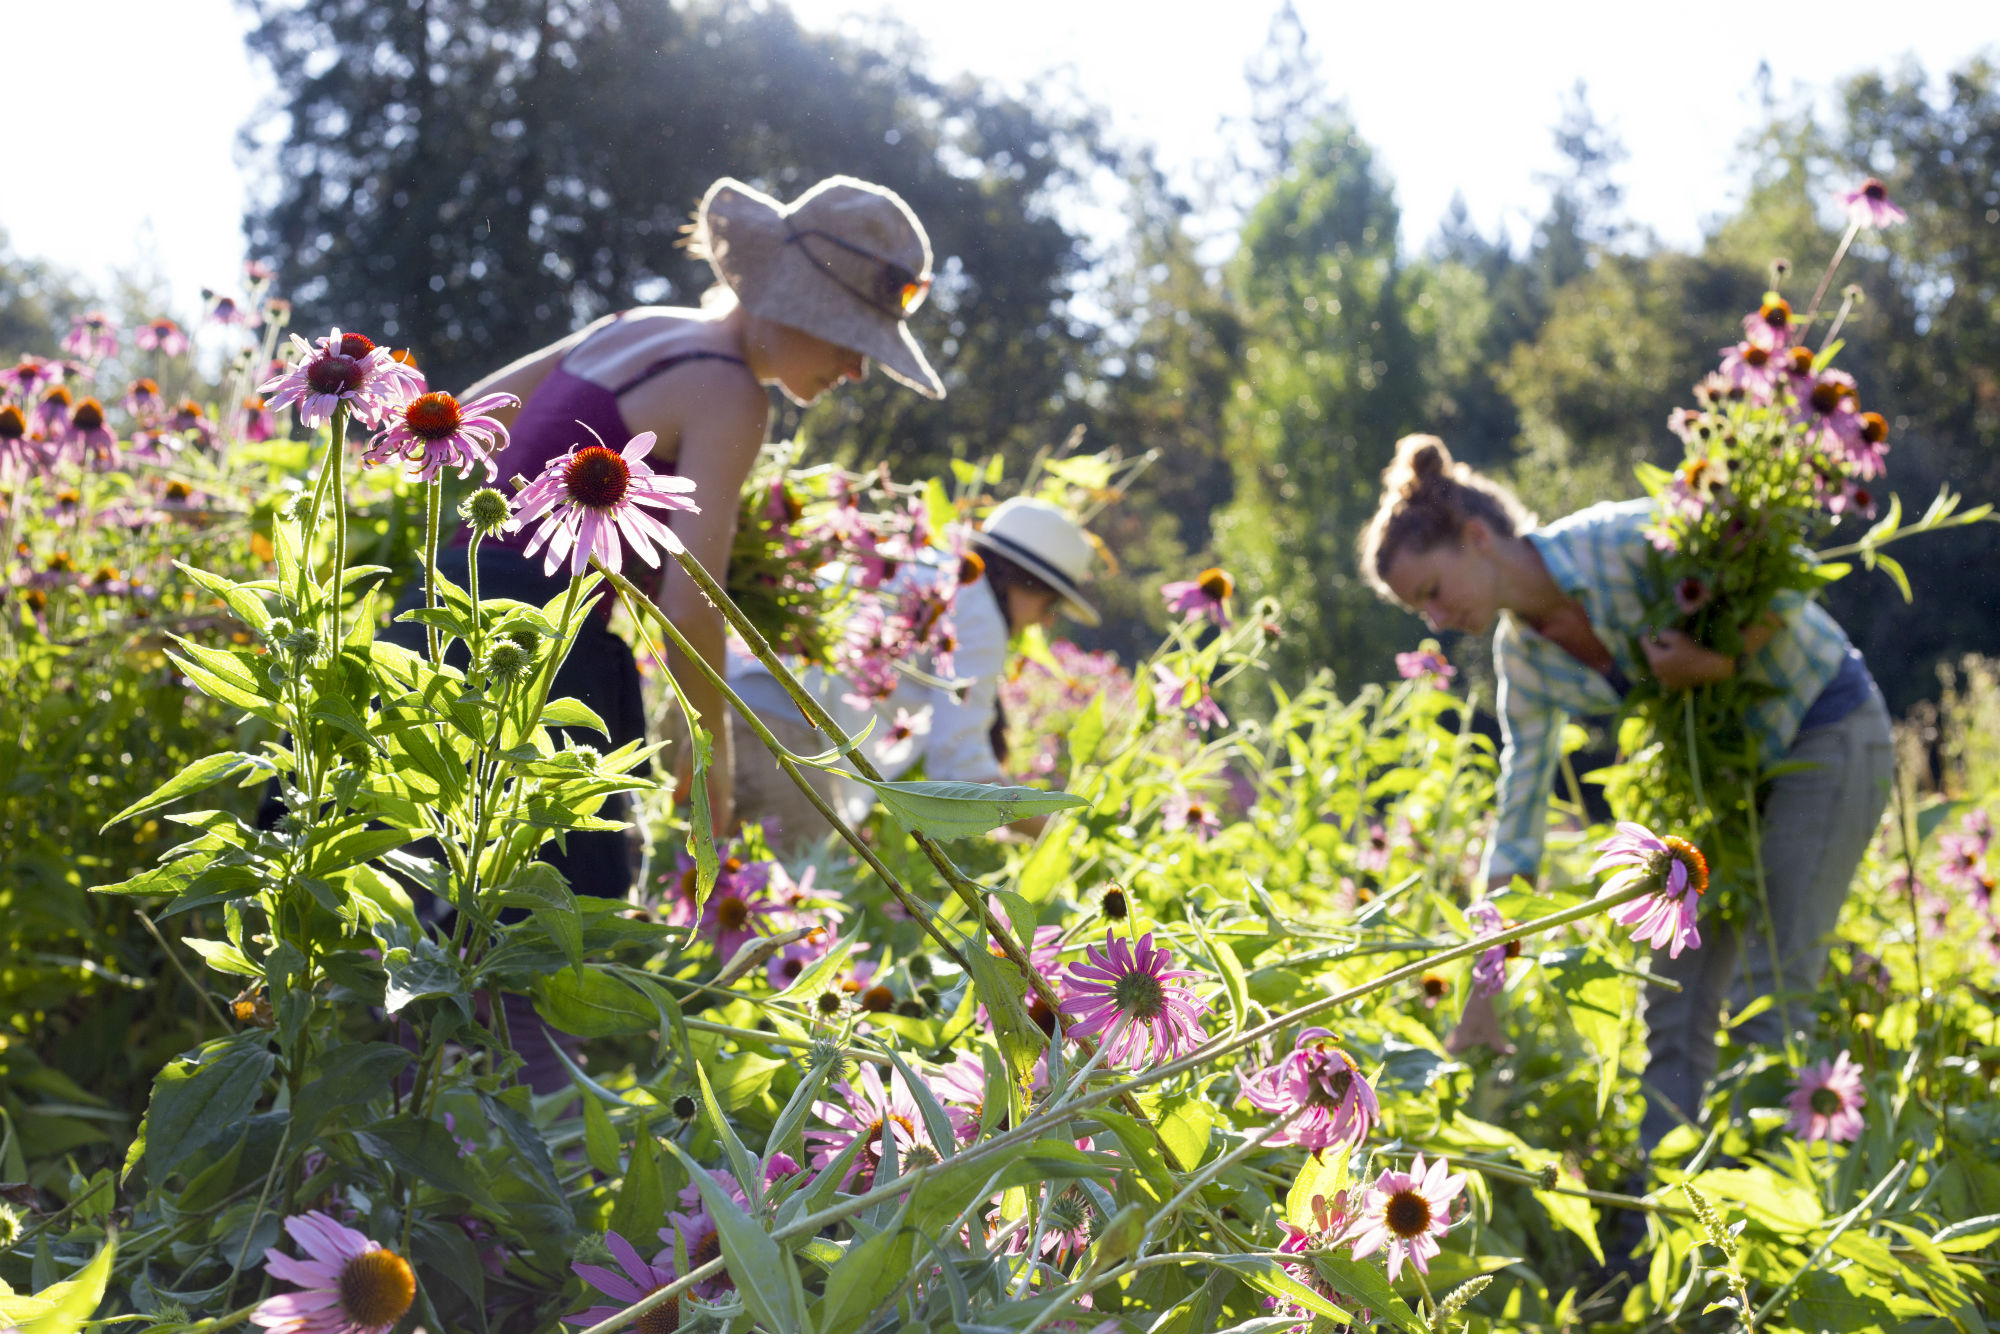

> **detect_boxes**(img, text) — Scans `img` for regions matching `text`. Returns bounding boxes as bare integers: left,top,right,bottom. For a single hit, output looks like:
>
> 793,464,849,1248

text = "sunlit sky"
5,0,1993,317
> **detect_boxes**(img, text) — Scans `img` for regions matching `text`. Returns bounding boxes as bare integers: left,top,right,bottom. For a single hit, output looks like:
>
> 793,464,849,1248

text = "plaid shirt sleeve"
1481,620,1569,886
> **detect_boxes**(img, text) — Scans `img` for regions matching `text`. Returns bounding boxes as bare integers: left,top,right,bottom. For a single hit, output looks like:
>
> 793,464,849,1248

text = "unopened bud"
459,487,512,533
483,640,534,685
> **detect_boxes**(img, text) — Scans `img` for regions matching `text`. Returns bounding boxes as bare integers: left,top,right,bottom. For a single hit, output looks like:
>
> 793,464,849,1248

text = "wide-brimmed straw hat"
697,175,944,399
972,497,1100,627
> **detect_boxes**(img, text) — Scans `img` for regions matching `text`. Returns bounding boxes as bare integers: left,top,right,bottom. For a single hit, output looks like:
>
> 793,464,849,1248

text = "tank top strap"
607,349,750,398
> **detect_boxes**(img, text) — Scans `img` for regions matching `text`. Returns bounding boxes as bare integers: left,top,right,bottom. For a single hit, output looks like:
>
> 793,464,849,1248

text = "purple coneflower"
1824,477,1876,519
1717,338,1781,402
1345,1153,1466,1282
1160,566,1234,626
1795,371,1871,472
1591,821,1706,958
61,311,119,361
1396,645,1455,684
1241,1027,1381,1152
807,1063,931,1189
662,850,779,962
261,329,413,429
241,394,277,443
1467,899,1508,999
1742,295,1793,349
1059,929,1210,1067
1784,1050,1866,1143
1162,787,1222,843
123,378,166,420
66,398,118,470
0,405,40,478
1673,576,1711,616
1152,661,1228,732
564,1231,681,1331
1937,830,1992,908
252,1211,416,1334
662,1193,728,1299
135,316,189,357
33,385,73,440
929,1050,991,1144
874,704,931,767
361,389,517,483
507,430,700,578
0,355,65,398
1841,178,1906,230
207,290,261,327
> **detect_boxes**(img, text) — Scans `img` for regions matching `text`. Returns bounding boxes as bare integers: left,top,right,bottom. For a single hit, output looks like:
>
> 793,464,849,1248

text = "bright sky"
4,0,1993,319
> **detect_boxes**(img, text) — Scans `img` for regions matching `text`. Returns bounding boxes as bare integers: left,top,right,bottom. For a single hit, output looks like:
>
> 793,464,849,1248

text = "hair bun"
1387,433,1453,496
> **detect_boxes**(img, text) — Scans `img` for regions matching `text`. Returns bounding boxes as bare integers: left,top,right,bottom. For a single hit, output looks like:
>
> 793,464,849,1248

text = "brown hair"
1358,434,1535,600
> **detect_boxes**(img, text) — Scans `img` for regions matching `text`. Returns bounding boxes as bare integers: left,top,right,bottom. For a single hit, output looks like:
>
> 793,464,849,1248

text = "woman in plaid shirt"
1360,433,1893,1153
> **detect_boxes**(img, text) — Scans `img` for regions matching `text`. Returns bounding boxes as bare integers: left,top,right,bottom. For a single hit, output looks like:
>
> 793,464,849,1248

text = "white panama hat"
971,497,1100,627
696,175,944,399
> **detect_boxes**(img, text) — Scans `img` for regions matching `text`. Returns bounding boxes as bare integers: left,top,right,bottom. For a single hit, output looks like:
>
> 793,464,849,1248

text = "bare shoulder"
622,357,767,461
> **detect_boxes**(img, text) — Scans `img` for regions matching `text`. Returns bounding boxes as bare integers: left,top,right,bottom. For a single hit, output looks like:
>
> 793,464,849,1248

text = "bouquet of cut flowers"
1599,179,1990,918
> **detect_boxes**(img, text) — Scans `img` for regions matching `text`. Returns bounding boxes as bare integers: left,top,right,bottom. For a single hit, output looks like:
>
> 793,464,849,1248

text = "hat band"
784,228,930,320
974,528,1084,592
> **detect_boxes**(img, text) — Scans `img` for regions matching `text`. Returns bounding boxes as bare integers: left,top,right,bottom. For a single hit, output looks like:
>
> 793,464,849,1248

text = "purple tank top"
474,320,749,557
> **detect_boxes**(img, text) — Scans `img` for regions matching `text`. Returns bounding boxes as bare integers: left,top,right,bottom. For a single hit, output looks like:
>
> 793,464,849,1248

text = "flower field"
7,222,2000,1334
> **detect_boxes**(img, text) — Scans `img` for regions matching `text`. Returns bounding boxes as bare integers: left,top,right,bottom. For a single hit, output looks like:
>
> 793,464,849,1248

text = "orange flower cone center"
1198,567,1234,600
337,1248,415,1329
564,445,631,508
403,392,464,441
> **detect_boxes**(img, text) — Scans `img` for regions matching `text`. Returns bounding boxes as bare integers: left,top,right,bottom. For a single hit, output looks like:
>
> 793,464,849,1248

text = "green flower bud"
459,487,513,534
483,640,534,685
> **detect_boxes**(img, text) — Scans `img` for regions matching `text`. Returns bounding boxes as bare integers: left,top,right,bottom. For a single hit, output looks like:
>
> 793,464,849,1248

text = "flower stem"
422,478,443,665
1801,218,1863,333
328,405,348,645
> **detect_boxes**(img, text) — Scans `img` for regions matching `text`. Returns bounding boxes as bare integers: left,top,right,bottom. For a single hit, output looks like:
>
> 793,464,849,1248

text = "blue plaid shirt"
1482,499,1853,885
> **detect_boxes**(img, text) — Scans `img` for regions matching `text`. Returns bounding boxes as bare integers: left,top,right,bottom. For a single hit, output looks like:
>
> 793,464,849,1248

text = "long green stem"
422,479,442,664
328,406,348,645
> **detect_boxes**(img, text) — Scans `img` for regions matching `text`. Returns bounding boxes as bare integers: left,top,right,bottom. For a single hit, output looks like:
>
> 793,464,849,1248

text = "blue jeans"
1637,688,1895,1150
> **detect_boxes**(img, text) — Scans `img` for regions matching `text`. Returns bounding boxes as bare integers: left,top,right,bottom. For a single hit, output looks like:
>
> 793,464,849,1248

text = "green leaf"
541,696,610,737
354,1117,501,1211
296,1043,412,1137
662,1139,803,1333
492,863,583,973
1309,1253,1426,1333
695,1063,765,1211
856,777,1086,840
12,1232,115,1334
607,1127,666,1244
959,922,1044,1092
1017,825,1073,905
1535,1181,1603,1265
1068,690,1107,768
581,1087,622,1177
817,1210,916,1331
102,752,268,831
530,967,656,1037
143,1032,274,1182
1158,1096,1213,1172
183,938,262,977
887,1050,959,1161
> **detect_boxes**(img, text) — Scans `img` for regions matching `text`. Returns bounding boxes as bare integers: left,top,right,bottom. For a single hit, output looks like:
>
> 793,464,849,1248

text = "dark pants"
382,546,650,908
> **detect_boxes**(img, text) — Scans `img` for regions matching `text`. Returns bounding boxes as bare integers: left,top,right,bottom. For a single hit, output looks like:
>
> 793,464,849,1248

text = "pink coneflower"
1824,477,1876,519
1795,371,1871,472
135,317,189,357
360,389,517,483
1152,661,1228,732
1841,178,1906,230
1161,566,1234,626
1396,646,1455,684
0,355,66,398
252,1211,416,1334
1845,411,1890,478
241,394,277,443
1267,1202,1358,1333
1467,900,1508,999
874,704,932,767
1346,1153,1466,1282
206,290,261,327
1674,576,1711,616
0,404,40,477
33,385,73,440
1937,830,1992,907
1743,295,1794,349
1355,821,1391,874
661,1194,727,1299
662,850,779,962
929,1050,992,1144
61,311,119,361
807,1063,931,1189
1241,1027,1381,1152
564,1231,681,1331
261,328,414,429
1162,787,1222,843
1784,1050,1867,1143
66,398,118,469
506,430,700,578
1591,822,1706,958
765,926,833,990
1059,929,1210,1067
1717,338,1782,402
167,398,215,450
123,378,166,420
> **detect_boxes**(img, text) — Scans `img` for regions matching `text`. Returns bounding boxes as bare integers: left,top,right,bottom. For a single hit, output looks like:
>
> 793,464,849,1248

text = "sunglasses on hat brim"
786,227,931,319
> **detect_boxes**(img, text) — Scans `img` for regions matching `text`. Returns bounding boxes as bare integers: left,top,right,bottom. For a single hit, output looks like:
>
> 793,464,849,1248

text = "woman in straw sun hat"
728,493,1101,848
431,174,944,907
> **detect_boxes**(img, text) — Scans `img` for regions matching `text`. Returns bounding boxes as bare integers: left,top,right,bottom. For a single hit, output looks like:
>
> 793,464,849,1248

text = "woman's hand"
1642,628,1736,690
